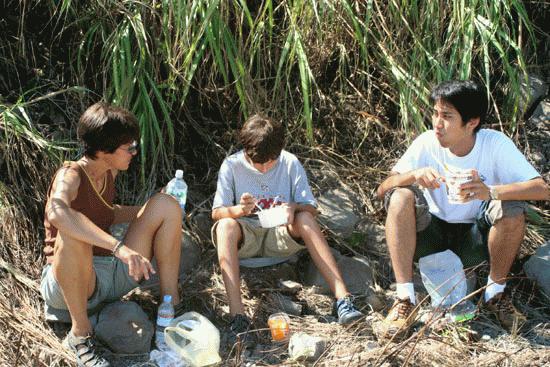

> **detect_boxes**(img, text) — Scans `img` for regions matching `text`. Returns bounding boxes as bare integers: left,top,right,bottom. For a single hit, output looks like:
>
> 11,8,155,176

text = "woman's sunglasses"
121,141,139,154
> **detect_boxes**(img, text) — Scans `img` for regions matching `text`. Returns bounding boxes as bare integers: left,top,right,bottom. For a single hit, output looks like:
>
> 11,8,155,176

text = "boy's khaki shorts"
211,217,305,259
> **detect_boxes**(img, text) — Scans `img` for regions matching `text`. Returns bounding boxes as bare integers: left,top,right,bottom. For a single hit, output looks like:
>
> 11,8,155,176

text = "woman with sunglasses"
40,102,183,367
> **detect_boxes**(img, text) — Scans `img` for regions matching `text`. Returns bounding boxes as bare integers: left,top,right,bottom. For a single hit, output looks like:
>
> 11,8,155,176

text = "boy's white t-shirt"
213,150,317,222
393,129,540,223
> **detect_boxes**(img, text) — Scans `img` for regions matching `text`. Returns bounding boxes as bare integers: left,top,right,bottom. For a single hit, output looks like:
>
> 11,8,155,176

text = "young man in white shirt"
376,80,548,338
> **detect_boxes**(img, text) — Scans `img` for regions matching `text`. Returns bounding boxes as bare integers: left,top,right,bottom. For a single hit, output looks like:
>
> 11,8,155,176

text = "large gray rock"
520,74,548,113
317,187,361,239
303,253,373,295
524,241,550,297
191,210,214,241
95,301,154,354
354,221,387,255
529,100,550,129
110,223,201,292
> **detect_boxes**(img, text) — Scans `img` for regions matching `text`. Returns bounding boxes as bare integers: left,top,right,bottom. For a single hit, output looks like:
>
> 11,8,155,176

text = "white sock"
396,282,416,305
484,275,506,302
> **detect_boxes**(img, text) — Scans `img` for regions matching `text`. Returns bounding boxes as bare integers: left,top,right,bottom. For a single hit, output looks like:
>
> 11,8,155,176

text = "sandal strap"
69,335,109,367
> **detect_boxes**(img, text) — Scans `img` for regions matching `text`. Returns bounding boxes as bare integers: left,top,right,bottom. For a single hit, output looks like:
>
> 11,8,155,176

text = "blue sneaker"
334,295,364,324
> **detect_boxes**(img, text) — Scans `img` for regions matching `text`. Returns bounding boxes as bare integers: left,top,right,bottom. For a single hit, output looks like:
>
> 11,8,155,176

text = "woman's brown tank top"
43,161,115,264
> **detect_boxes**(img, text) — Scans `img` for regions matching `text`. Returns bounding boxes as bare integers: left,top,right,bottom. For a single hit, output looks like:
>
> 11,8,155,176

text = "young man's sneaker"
378,297,418,340
334,295,364,324
227,314,254,347
483,292,526,330
63,332,110,367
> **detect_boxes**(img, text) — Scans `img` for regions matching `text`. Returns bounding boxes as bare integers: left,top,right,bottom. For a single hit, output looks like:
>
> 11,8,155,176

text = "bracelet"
112,240,124,256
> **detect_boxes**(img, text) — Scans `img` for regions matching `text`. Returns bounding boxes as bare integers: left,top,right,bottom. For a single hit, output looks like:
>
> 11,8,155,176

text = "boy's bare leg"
124,193,182,304
52,234,96,337
287,211,349,299
487,214,525,284
385,188,417,283
215,218,244,316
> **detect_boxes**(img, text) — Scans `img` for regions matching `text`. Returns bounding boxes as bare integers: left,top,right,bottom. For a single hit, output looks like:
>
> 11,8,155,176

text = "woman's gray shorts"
40,256,139,322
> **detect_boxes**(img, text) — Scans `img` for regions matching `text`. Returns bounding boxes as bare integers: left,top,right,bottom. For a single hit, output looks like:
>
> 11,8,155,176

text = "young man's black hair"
430,80,487,133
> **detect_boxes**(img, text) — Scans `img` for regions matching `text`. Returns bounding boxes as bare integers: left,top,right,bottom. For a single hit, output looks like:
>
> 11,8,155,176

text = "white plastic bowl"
257,206,289,228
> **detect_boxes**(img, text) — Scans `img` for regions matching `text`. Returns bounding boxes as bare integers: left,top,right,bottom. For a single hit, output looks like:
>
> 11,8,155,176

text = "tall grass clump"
0,0,536,225
0,94,75,274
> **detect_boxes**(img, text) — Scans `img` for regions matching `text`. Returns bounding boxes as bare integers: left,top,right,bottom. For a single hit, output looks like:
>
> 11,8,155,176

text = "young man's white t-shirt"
392,129,540,223
213,150,317,226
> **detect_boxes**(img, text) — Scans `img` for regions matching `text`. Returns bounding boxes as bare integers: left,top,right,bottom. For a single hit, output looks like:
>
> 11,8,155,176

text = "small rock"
271,293,303,316
278,280,302,294
524,241,550,296
289,332,327,361
365,341,379,350
95,301,154,354
317,315,337,324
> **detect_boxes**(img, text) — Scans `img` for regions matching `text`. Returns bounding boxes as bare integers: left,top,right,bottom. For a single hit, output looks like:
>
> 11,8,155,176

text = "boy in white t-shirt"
376,80,548,337
212,114,363,343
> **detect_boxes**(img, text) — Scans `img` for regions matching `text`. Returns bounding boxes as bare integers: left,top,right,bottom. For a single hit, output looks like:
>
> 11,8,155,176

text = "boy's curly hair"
239,114,285,163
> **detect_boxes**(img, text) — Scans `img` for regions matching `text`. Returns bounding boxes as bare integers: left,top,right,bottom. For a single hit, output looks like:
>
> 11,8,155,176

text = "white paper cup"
257,206,289,228
445,171,473,204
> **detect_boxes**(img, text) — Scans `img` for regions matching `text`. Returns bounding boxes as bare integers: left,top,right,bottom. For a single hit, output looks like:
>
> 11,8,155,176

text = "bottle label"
157,315,173,327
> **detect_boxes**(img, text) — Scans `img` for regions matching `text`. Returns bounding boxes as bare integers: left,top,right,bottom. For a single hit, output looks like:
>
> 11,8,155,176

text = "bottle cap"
175,170,183,179
163,294,172,303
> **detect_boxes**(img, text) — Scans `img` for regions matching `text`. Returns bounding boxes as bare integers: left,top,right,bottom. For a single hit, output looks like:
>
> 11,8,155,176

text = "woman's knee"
148,193,182,219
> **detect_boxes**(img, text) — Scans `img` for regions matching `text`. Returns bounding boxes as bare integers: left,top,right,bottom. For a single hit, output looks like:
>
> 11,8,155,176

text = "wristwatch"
488,186,499,200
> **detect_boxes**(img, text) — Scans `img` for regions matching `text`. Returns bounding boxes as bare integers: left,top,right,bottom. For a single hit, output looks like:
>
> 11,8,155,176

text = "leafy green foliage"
0,0,537,195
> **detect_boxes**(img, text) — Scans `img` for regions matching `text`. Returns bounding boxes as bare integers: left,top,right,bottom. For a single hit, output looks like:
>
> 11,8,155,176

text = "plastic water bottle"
448,300,477,322
156,295,175,351
166,170,188,214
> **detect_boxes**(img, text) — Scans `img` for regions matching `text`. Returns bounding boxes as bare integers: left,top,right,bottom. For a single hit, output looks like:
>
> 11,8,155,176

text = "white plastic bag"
419,250,467,308
149,348,188,367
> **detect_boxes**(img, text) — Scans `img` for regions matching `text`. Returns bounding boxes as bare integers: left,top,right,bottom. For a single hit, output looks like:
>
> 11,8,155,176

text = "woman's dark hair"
430,80,487,133
77,102,140,159
239,114,285,163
